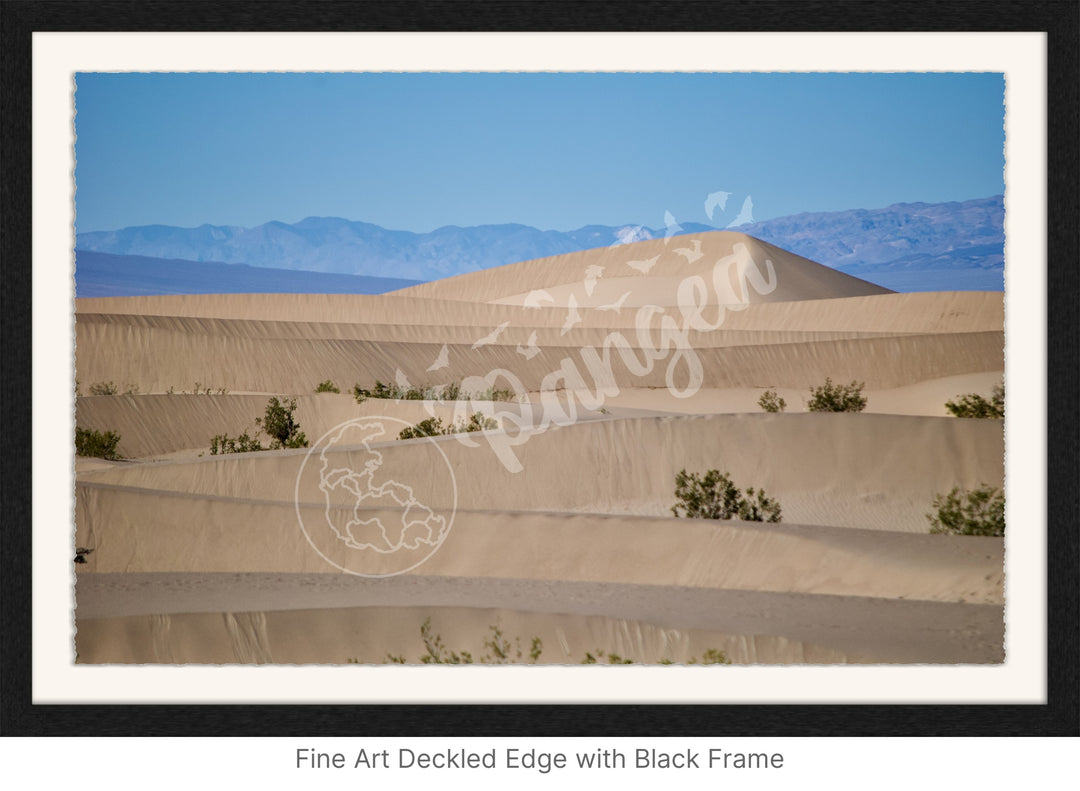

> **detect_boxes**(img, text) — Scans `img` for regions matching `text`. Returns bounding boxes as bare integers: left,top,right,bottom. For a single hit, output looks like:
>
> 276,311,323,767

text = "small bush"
256,396,308,449
758,389,786,412
475,386,516,402
88,381,118,396
209,432,264,455
186,382,226,395
807,378,867,413
354,380,407,402
315,380,340,394
75,427,121,459
927,485,1005,537
946,384,1004,418
453,413,498,433
370,618,726,665
208,396,307,454
693,649,731,665
386,618,543,665
398,413,498,440
353,380,515,404
398,417,447,440
671,469,781,522
738,487,783,522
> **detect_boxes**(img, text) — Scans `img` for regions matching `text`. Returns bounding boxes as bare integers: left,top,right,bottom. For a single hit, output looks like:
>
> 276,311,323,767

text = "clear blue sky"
74,72,1004,234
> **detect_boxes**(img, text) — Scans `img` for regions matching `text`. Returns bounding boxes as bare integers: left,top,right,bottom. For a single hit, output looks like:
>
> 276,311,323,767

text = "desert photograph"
71,71,1007,667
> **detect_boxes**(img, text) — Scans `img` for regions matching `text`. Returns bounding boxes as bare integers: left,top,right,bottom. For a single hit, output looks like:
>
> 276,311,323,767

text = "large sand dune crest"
398,232,894,304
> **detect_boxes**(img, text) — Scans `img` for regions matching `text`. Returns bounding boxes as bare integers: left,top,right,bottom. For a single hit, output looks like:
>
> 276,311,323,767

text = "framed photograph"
2,1,1076,738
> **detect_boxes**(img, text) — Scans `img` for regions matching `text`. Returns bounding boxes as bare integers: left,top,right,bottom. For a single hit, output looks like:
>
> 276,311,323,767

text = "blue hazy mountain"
735,195,1004,291
74,250,418,298
75,195,1003,294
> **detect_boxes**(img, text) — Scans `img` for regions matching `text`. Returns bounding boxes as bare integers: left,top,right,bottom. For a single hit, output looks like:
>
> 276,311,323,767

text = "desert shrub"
927,484,1005,537
354,380,515,404
453,413,498,433
671,469,781,522
475,386,516,402
88,381,118,396
371,618,724,665
737,487,783,522
208,396,307,454
417,616,474,664
946,384,1004,418
758,389,786,412
383,618,543,665
315,380,340,393
807,378,867,413
354,380,405,402
693,649,731,665
209,431,264,455
585,648,728,664
581,651,633,665
256,396,308,449
398,413,498,440
398,417,447,440
187,381,227,395
75,427,121,459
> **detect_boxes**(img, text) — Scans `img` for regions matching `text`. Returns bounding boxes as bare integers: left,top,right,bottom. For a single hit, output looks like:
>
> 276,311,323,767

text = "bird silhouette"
472,321,511,349
674,239,703,264
663,210,684,240
597,290,632,313
727,195,755,228
583,265,604,296
561,294,581,335
704,190,732,221
516,330,541,360
626,255,660,274
426,343,449,372
522,289,555,309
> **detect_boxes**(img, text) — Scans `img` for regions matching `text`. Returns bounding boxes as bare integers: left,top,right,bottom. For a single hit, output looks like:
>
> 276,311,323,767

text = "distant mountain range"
74,251,418,298
75,195,1004,294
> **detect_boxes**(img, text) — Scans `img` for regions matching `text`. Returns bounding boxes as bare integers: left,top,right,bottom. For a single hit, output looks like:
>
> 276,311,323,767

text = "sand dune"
73,233,1006,665
77,413,1002,531
399,232,894,304
73,502,1004,602
74,312,1001,397
75,597,1003,665
75,288,1002,333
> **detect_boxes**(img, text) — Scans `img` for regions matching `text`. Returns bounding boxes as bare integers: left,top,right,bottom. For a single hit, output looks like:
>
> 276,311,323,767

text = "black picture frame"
2,0,1076,737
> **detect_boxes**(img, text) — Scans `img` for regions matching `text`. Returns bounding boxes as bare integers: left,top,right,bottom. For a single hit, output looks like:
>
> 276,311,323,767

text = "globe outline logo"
294,414,458,577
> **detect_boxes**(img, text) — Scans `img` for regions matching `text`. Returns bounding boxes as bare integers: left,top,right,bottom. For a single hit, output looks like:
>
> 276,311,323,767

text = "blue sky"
74,72,1004,234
